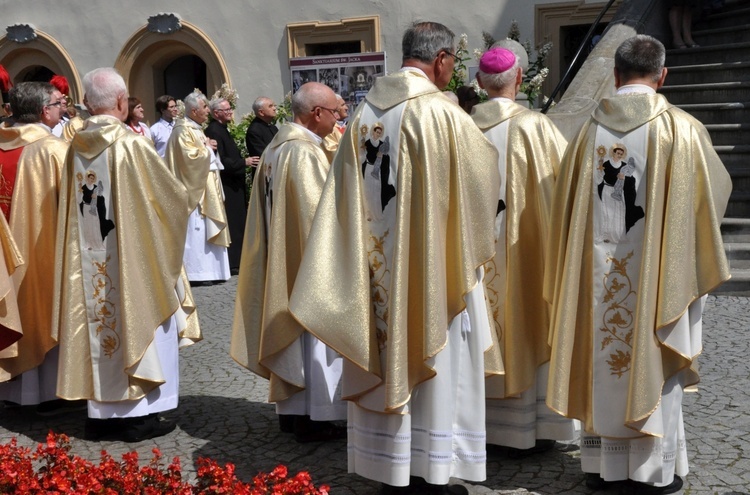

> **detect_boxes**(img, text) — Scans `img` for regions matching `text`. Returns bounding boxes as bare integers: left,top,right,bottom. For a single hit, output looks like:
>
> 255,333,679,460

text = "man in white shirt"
150,94,178,157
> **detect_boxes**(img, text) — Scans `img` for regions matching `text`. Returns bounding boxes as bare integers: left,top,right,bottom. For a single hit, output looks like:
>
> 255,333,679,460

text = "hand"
207,138,218,151
248,156,261,168
617,173,625,180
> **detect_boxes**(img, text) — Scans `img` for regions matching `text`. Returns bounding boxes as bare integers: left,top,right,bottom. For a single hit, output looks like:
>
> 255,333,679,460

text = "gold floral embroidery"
91,257,120,358
368,230,390,351
599,251,635,377
483,254,503,341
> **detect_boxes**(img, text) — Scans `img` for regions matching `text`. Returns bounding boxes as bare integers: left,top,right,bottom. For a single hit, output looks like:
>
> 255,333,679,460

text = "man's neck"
486,88,516,101
401,61,436,84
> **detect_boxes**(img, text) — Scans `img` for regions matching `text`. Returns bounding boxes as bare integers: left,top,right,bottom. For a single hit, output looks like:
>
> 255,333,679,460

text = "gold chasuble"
231,124,330,402
53,115,200,401
545,93,731,436
0,123,67,381
0,212,21,359
61,116,85,143
321,128,343,163
165,118,229,247
471,99,566,398
289,70,499,412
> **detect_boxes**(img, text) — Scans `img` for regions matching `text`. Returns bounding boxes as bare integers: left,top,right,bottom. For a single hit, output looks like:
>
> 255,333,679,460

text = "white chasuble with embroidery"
352,101,405,412
482,119,509,370
74,152,165,401
591,124,648,438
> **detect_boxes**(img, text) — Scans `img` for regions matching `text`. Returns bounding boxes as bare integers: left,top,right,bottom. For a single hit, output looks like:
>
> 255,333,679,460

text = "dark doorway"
164,55,207,101
21,65,54,83
559,23,608,95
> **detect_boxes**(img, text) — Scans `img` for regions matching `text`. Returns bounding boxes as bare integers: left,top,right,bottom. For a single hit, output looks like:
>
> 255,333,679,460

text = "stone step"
716,144,750,168
693,23,750,45
666,61,750,86
721,216,750,233
712,268,750,295
676,101,750,124
660,81,750,105
729,258,750,270
698,5,750,30
723,242,750,259
726,192,750,217
665,41,750,65
703,123,750,145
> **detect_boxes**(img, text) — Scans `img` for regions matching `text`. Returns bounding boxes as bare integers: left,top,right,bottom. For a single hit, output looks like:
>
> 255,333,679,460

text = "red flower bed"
0,432,329,494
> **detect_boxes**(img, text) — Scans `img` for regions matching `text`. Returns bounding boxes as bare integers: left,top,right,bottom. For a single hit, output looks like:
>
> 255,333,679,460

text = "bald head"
292,82,339,138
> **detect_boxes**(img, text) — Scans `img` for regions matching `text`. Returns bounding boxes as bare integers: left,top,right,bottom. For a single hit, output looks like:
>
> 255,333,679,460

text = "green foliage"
446,33,470,93
273,92,293,125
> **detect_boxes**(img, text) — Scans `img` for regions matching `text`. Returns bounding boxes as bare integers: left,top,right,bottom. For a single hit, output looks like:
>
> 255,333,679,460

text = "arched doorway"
115,19,230,124
0,29,82,104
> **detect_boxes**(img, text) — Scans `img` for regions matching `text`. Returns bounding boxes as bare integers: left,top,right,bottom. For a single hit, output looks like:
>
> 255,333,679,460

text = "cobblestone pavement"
2,279,749,494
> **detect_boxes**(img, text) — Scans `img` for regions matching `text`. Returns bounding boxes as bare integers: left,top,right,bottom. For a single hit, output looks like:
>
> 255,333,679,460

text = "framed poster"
290,52,386,106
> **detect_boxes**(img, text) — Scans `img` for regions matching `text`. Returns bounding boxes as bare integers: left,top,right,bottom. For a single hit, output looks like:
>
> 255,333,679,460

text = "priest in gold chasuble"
231,82,346,442
545,36,731,492
165,90,230,283
0,82,69,408
290,22,499,492
471,48,579,454
53,68,200,441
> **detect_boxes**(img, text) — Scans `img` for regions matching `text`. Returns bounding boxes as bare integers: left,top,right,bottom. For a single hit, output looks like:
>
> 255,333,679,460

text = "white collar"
399,66,429,79
290,122,322,144
616,84,656,95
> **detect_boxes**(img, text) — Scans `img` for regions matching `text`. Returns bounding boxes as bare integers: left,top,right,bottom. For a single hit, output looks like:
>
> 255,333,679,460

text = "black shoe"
585,473,619,490
378,484,412,495
424,484,469,495
84,417,127,441
278,414,297,433
293,418,346,443
230,267,240,276
507,439,557,458
120,414,176,443
36,399,88,417
625,475,683,495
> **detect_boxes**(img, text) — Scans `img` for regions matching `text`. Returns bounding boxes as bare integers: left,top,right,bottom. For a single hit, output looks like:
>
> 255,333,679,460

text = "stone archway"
115,18,230,123
0,29,82,105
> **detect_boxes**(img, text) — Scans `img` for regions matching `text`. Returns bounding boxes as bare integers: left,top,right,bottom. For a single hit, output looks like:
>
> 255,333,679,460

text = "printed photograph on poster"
342,65,383,105
289,52,386,105
291,70,317,92
318,68,340,92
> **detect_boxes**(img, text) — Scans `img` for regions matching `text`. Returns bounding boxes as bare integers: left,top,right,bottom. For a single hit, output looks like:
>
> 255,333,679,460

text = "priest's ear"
655,67,668,89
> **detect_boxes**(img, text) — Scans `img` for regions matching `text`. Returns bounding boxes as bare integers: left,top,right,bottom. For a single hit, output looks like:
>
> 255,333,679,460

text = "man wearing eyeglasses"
205,97,253,275
232,82,346,444
289,22,499,495
0,81,79,415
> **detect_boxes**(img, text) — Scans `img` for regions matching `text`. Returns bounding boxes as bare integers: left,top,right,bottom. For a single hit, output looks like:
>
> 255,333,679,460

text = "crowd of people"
0,19,732,495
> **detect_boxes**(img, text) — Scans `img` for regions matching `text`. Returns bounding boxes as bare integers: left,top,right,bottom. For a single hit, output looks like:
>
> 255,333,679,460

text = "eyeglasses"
442,49,459,62
45,100,64,108
217,108,233,113
315,106,338,117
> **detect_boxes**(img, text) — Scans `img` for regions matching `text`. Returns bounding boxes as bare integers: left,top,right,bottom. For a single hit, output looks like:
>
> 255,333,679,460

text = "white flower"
473,48,484,62
469,79,488,99
458,33,468,51
539,41,553,58
529,67,549,90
